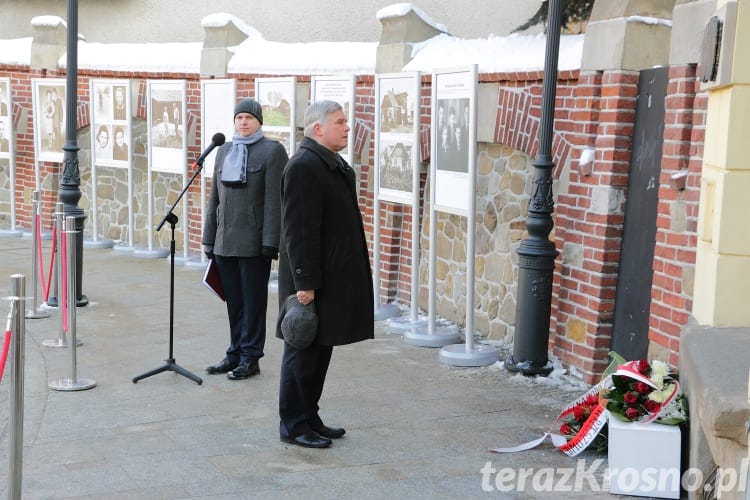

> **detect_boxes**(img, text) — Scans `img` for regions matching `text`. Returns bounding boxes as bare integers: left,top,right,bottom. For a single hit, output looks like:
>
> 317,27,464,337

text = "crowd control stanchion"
26,191,50,320
45,203,64,308
7,274,27,500
43,205,81,348
49,217,96,392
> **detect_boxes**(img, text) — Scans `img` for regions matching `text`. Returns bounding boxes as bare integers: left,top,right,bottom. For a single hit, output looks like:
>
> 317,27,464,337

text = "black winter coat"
276,137,374,346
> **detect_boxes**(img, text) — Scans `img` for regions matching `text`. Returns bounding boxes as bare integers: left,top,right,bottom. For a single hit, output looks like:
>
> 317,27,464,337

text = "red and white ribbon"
490,360,679,457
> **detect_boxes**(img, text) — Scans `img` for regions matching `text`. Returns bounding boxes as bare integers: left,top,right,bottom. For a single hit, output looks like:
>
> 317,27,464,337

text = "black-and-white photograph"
379,140,413,193
94,123,112,161
91,80,131,168
112,125,129,161
435,97,470,173
148,80,186,174
151,98,183,148
113,85,127,121
93,84,113,123
33,79,66,161
379,86,415,134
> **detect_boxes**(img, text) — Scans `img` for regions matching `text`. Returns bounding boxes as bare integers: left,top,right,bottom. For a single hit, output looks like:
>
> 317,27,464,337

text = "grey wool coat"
276,137,374,346
202,137,288,256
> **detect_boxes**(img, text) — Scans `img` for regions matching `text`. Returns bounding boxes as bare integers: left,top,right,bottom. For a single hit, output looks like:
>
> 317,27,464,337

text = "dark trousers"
214,255,271,364
279,342,333,437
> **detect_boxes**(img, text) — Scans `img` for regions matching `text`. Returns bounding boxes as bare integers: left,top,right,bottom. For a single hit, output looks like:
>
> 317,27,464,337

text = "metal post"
372,75,402,322
8,274,27,500
403,74,458,347
44,204,82,347
505,0,563,376
26,191,50,319
59,0,88,307
386,74,427,335
83,155,113,249
49,217,95,391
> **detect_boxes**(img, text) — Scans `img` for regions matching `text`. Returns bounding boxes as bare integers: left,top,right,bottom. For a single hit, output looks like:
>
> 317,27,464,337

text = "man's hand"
296,289,314,305
204,245,214,260
262,246,278,261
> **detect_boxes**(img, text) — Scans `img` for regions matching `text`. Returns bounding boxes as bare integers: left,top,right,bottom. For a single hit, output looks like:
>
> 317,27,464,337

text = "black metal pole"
505,0,563,376
60,0,88,306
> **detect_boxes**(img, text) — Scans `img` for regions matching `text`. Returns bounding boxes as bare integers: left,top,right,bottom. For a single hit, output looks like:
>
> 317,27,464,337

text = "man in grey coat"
277,100,374,448
203,98,288,380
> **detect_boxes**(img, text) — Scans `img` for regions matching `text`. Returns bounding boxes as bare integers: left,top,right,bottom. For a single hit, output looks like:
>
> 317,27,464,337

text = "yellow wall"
694,0,750,326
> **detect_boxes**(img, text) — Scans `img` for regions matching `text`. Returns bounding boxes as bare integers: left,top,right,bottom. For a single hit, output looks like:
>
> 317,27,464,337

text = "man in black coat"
203,98,288,380
277,100,374,448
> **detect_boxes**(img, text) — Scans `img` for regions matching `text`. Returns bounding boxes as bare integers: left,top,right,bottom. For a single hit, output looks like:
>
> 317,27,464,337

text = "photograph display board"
375,72,420,204
311,75,355,166
0,78,12,159
147,80,187,174
32,79,66,163
255,77,296,156
432,66,477,216
201,79,236,177
90,79,131,168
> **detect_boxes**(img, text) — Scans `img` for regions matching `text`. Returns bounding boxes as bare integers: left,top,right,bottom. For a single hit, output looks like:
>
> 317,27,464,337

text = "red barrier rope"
61,229,68,332
0,328,10,383
36,213,57,302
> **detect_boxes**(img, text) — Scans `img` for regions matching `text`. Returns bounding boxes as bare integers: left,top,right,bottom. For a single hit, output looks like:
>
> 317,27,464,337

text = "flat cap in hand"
280,295,318,349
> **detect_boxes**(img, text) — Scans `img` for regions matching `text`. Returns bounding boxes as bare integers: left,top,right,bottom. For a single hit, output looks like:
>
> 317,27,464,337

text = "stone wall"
420,143,535,340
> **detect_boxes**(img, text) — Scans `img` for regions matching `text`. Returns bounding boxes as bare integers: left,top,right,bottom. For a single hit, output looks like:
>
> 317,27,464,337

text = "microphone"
193,132,226,167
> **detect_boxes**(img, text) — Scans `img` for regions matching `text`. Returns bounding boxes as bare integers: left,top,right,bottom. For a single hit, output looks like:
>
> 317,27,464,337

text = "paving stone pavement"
0,236,622,498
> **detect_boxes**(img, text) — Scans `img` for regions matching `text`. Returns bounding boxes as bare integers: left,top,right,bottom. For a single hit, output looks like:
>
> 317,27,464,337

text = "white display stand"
416,65,497,364
373,72,421,323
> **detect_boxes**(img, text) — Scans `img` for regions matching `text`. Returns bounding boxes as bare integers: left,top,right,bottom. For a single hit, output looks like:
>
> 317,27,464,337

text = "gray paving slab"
0,236,624,498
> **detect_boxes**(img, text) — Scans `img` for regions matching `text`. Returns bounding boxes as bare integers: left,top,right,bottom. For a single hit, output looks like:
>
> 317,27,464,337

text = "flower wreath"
492,352,688,457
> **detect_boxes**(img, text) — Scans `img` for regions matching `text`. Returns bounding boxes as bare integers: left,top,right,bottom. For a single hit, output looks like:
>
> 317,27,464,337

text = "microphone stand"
133,161,206,385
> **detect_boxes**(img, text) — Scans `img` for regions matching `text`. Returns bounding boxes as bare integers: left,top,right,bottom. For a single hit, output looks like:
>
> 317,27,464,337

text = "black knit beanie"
234,98,263,124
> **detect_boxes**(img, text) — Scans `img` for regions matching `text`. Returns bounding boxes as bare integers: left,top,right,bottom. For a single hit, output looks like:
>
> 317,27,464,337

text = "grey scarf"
221,130,264,185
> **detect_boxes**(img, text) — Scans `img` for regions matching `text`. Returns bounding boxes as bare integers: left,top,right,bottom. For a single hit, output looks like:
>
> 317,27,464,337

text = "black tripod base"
132,358,203,385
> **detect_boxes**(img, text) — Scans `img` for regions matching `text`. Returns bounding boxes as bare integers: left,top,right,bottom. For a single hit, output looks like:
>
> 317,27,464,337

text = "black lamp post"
60,0,88,306
505,0,563,376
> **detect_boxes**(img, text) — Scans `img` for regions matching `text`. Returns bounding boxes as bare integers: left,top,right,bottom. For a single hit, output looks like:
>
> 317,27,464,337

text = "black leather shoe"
206,358,238,374
227,361,260,380
310,423,346,439
280,431,332,448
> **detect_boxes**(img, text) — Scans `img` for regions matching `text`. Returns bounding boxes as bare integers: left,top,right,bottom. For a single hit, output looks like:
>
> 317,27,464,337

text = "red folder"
202,258,225,301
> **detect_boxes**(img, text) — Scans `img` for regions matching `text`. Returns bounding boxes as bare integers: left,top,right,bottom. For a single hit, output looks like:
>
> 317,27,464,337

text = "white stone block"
607,416,681,499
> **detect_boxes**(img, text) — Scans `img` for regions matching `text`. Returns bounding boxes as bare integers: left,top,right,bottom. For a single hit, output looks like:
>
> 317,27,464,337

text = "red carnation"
625,407,642,420
560,423,572,435
635,382,652,394
624,392,638,405
637,359,651,374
